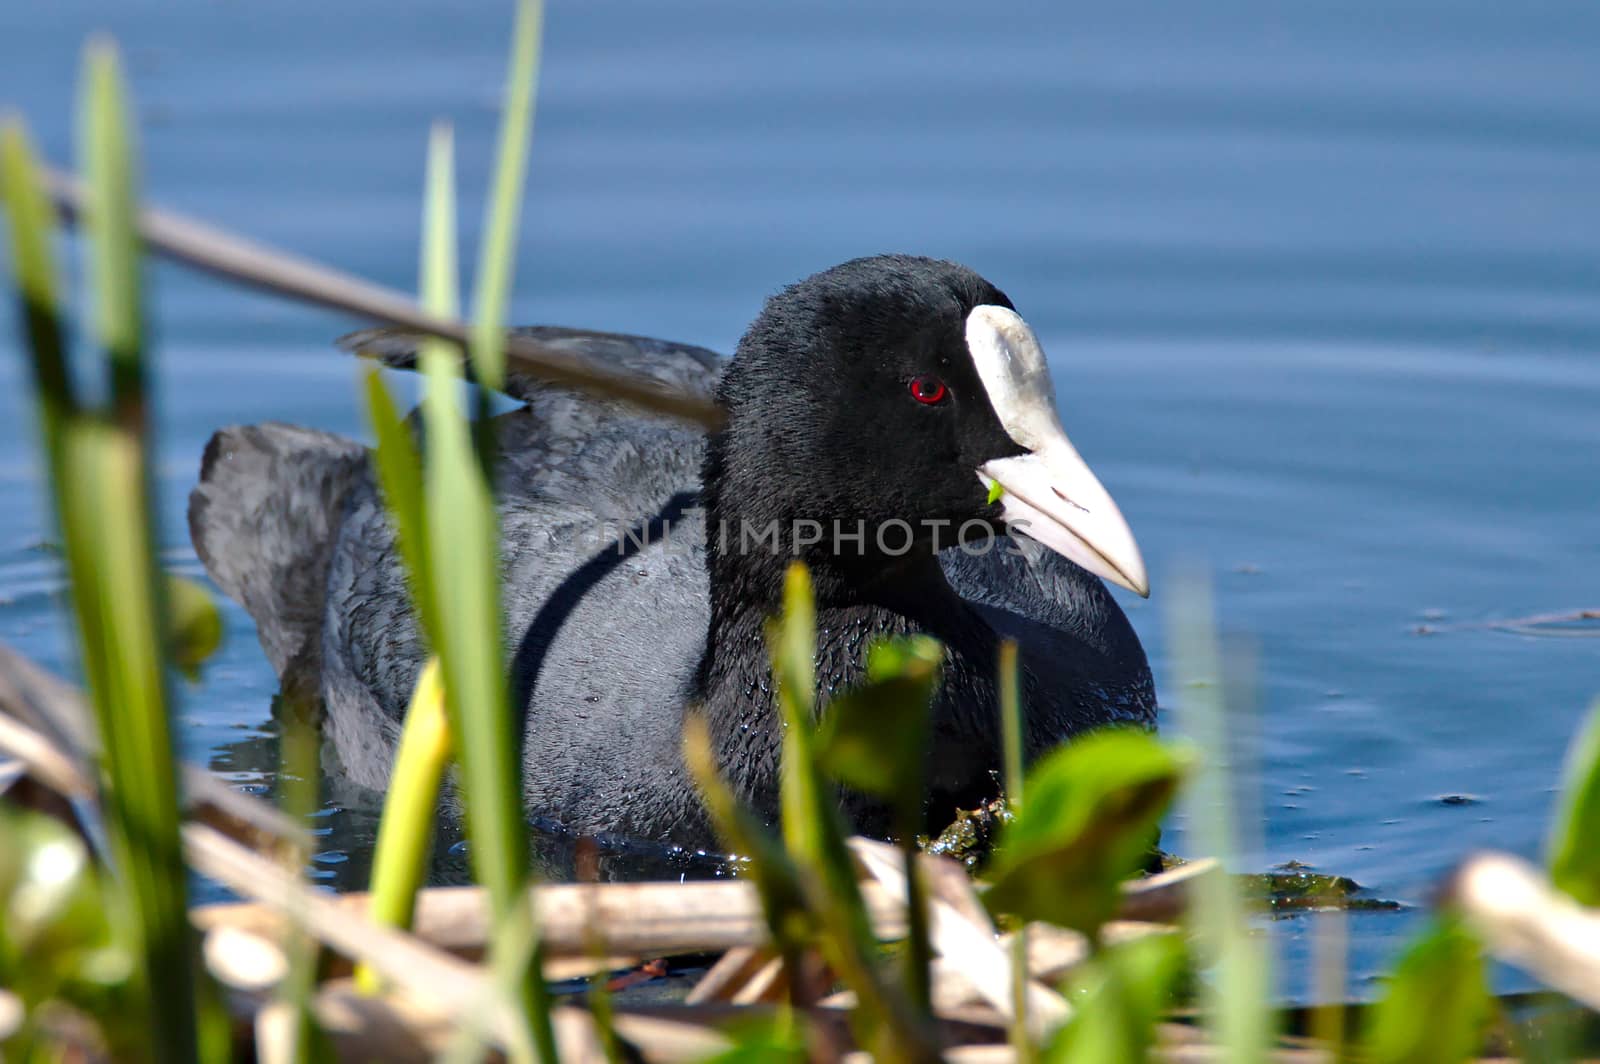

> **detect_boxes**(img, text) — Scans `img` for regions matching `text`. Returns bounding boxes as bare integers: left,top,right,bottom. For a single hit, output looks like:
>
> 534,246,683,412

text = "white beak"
966,305,1149,597
979,445,1149,597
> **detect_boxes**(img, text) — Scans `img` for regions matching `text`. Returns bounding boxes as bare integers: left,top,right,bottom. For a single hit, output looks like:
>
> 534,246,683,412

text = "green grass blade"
470,0,543,392
1044,931,1186,1064
774,560,819,857
357,658,452,995
362,366,439,641
0,120,77,454
1547,699,1600,904
1171,570,1274,1064
82,39,146,431
768,564,937,1060
997,639,1031,1062
683,710,814,987
999,639,1024,811
415,121,554,1063
71,39,202,1064
984,729,1186,937
1363,916,1489,1064
276,712,332,1062
62,422,200,1064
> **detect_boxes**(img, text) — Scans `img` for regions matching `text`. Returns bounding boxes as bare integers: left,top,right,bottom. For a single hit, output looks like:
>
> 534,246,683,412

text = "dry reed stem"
195,877,909,958
683,945,770,1005
1449,851,1600,1012
0,642,309,853
40,165,722,428
849,837,1072,1038
1,638,1224,1059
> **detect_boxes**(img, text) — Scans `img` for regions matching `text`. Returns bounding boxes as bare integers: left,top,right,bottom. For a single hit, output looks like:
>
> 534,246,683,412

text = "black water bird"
189,255,1155,846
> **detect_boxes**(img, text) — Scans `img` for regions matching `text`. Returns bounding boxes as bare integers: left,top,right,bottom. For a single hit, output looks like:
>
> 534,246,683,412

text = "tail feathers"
188,423,368,685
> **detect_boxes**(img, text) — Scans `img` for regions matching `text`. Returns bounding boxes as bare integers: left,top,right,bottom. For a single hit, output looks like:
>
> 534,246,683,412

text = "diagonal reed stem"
37,165,722,427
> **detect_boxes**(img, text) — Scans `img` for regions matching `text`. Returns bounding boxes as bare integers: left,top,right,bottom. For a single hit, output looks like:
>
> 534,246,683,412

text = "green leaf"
1045,932,1186,1064
414,121,552,1064
0,120,77,455
0,809,101,956
470,0,543,392
1170,571,1275,1062
82,38,145,431
358,658,452,995
164,573,223,680
1363,916,1489,1064
771,560,817,737
814,634,942,1016
764,563,939,1058
815,635,940,801
1547,699,1600,905
984,728,1187,935
75,39,203,1063
682,713,812,952
362,367,438,641
698,1014,808,1064
986,479,1005,505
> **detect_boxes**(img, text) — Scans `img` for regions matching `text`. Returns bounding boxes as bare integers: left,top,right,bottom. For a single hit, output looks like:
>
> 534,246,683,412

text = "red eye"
909,374,947,405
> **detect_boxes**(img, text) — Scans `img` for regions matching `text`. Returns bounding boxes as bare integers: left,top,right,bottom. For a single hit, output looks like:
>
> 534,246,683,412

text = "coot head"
703,254,1147,603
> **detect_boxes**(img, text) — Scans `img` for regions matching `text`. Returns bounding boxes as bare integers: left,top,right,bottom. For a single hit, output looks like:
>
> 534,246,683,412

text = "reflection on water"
3,0,1599,1000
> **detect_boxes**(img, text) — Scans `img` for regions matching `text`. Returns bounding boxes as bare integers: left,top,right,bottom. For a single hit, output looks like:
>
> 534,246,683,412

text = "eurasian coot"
189,255,1155,845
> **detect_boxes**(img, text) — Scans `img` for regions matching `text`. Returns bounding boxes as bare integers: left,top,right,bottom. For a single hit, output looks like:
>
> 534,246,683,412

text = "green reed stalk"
355,658,452,994
997,638,1032,1063
771,563,938,1062
277,714,330,1061
461,6,559,1050
415,121,553,1062
470,0,542,392
355,1,553,1050
77,42,200,1063
1171,570,1273,1063
1,44,203,1063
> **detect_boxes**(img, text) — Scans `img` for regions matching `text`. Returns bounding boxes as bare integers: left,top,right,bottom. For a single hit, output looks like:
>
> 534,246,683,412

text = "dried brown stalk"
40,166,722,428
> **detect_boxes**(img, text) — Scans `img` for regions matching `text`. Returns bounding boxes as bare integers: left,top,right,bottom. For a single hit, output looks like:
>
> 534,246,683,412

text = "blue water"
3,1,1598,1002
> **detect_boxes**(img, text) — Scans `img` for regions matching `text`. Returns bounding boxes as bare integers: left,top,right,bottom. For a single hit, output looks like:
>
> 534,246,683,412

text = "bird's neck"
693,520,1003,825
691,427,1011,824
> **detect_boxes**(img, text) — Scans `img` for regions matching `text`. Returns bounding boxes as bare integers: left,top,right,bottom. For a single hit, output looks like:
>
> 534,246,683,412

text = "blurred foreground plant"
353,2,557,1060
8,2,1600,1059
2,42,226,1064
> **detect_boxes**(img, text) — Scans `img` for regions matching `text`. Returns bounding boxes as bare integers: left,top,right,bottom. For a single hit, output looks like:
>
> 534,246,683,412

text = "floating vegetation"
1245,865,1406,916
924,797,1010,873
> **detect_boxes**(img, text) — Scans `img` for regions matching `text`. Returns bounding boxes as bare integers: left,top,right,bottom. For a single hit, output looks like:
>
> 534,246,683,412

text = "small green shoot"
1363,916,1490,1064
413,121,552,1062
1172,570,1275,1063
998,639,1031,1061
816,634,939,1013
1547,699,1600,906
1044,931,1187,1064
767,563,937,1060
356,657,452,994
164,573,224,681
470,0,543,392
